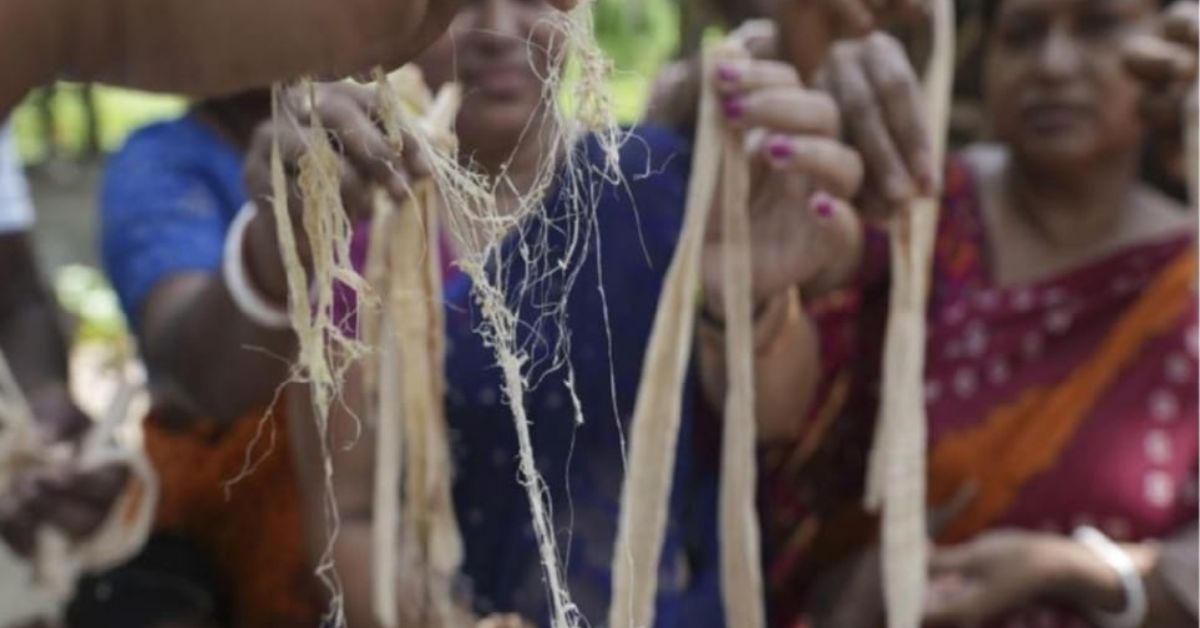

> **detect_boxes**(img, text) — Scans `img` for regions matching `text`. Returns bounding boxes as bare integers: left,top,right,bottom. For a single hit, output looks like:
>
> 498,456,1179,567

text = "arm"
925,526,1198,627
0,234,80,440
0,0,580,118
131,85,411,424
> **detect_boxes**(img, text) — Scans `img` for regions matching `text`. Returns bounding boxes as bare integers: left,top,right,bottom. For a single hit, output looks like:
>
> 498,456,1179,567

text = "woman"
263,0,862,625
739,1,1199,626
102,1,864,626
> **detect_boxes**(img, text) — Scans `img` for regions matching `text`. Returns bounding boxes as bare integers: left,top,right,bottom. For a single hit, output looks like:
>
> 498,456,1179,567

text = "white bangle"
1072,525,1148,628
222,202,292,330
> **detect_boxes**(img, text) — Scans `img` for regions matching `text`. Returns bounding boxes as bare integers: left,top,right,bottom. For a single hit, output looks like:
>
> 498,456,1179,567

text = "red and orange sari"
763,160,1198,627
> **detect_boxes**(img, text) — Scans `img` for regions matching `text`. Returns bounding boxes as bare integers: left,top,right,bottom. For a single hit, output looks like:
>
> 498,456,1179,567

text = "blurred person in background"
726,0,1200,626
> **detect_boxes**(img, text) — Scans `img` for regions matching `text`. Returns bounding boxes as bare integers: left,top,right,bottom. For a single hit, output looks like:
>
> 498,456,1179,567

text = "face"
984,0,1157,170
416,0,559,161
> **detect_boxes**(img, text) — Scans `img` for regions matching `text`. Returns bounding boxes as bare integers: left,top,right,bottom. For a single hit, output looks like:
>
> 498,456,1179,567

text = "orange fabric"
928,250,1197,542
145,407,322,627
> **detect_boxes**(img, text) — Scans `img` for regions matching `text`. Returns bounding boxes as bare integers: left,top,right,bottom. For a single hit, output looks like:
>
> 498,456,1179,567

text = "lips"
1021,100,1091,132
464,61,533,98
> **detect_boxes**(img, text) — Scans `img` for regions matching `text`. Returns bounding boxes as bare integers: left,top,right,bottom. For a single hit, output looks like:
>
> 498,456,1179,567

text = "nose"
474,0,523,51
1034,26,1084,81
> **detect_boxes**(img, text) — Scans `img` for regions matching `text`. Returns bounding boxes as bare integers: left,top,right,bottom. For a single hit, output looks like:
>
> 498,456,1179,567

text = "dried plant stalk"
367,74,463,628
715,45,767,628
863,2,955,627
609,38,764,628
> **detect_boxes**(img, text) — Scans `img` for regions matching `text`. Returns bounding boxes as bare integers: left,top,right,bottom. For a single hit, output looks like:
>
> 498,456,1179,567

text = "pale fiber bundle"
0,348,158,626
608,38,765,628
862,2,955,627
363,70,463,628
269,3,624,626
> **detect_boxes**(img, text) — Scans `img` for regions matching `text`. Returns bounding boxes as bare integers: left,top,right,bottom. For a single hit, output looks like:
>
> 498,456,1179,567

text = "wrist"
241,203,291,308
1052,529,1139,615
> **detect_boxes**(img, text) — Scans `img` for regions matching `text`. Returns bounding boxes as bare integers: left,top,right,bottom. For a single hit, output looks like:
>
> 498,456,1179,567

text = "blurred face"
416,0,559,161
984,0,1157,170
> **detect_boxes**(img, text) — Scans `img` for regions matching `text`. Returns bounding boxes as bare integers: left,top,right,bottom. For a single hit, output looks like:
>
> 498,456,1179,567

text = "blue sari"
443,127,723,626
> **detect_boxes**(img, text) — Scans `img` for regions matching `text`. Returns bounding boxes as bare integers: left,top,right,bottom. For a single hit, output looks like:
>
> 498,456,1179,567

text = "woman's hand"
701,56,865,319
241,83,424,306
1124,1,1198,127
0,460,130,558
817,32,935,220
924,529,1144,626
0,389,130,558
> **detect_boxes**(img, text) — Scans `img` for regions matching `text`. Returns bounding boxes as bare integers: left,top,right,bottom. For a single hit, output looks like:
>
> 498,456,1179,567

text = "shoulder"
102,115,242,201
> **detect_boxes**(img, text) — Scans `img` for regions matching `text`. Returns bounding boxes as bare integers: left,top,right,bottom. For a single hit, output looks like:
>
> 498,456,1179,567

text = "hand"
1124,1,1198,128
0,460,130,558
924,529,1130,626
701,55,865,318
241,82,425,304
817,32,935,221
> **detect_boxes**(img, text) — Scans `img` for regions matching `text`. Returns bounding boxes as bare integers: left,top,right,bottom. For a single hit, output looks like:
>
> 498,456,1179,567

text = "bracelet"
222,202,292,330
1072,525,1148,628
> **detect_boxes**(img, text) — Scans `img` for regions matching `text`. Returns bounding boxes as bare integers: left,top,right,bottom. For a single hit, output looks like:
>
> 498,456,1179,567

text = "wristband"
222,202,292,330
1072,525,1148,628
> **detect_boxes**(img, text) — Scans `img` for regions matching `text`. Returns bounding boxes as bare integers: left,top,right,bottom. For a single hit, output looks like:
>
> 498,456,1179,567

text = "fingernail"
722,96,745,119
812,193,835,219
716,63,740,85
767,135,792,160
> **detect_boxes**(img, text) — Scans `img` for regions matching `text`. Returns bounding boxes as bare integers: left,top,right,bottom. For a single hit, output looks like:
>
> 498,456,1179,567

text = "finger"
714,59,801,95
1163,1,1200,46
337,155,377,223
760,134,864,199
923,574,981,624
928,543,976,576
831,49,917,205
1124,35,1198,83
314,94,408,194
727,88,841,137
822,0,875,35
862,33,936,193
735,20,780,60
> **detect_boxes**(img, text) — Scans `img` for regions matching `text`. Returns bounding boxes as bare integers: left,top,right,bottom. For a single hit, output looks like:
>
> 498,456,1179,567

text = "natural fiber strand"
862,2,955,627
608,37,765,628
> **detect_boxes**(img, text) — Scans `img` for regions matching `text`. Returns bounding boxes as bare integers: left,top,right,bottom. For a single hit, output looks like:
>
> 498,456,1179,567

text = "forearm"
0,0,66,118
697,288,821,442
1048,529,1197,627
141,273,293,424
0,235,73,433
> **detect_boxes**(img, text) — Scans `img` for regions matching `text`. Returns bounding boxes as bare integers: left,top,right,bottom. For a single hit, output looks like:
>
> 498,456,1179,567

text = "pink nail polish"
723,97,745,119
767,136,792,160
716,63,740,84
814,195,834,219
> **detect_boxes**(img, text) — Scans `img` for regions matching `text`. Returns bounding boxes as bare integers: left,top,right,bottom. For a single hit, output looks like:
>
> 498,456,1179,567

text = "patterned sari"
763,159,1198,627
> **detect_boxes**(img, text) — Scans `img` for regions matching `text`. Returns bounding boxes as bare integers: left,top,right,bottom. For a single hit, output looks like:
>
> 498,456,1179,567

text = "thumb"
801,192,864,293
